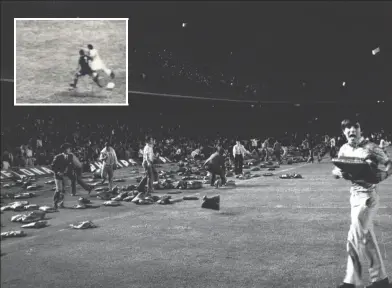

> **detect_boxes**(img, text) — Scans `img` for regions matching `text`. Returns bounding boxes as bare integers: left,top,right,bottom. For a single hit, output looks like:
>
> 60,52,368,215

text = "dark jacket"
206,152,226,172
52,153,73,180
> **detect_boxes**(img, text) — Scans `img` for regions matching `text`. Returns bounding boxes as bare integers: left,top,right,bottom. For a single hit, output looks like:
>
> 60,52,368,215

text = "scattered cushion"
70,221,97,229
39,206,57,213
1,230,26,239
21,221,48,229
201,195,220,211
24,204,40,211
103,201,121,207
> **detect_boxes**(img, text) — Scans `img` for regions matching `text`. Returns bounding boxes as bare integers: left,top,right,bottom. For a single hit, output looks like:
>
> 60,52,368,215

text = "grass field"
15,20,127,105
1,158,392,288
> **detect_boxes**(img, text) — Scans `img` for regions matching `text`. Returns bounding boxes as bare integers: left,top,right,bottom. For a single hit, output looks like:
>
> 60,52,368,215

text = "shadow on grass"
46,90,107,104
218,209,243,216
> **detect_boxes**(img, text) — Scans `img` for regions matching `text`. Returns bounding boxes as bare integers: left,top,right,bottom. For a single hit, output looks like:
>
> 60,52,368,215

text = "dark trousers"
71,168,91,195
274,151,281,163
209,166,226,186
137,161,157,193
234,154,244,175
53,175,72,206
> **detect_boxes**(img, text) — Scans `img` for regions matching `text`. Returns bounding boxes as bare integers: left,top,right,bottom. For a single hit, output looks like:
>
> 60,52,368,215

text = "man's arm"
232,146,236,158
99,151,107,161
203,155,213,166
372,146,392,182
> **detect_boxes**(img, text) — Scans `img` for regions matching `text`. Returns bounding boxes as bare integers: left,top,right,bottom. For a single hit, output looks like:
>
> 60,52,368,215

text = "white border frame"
14,18,129,106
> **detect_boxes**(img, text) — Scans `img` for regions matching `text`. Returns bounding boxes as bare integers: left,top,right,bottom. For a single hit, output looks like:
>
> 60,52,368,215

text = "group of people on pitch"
51,142,118,209
50,120,391,288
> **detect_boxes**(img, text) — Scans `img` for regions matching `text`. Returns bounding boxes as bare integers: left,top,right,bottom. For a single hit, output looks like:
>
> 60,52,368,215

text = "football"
106,82,115,89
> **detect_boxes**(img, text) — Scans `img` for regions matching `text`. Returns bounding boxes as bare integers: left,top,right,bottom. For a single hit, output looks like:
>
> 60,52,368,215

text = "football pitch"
14,20,127,105
1,159,391,288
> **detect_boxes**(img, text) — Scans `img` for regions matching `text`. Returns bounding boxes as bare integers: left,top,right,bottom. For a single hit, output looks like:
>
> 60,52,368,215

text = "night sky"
1,1,392,101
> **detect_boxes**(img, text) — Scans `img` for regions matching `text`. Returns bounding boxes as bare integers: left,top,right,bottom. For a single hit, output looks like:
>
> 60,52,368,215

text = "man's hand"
332,167,353,180
375,170,389,182
57,172,64,178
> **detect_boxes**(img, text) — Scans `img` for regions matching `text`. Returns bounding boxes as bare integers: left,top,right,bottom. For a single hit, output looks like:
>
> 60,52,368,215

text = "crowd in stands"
2,112,390,171
129,48,259,99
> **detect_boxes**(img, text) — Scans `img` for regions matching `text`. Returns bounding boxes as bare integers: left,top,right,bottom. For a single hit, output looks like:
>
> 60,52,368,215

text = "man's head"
105,142,111,149
60,143,71,154
146,136,154,146
79,49,85,56
341,118,361,145
87,44,93,50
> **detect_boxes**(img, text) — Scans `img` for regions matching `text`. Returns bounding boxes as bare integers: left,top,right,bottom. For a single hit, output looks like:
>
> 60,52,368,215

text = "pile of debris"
1,201,57,213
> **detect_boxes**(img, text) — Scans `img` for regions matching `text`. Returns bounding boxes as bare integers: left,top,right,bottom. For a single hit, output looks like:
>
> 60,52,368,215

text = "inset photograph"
14,18,128,106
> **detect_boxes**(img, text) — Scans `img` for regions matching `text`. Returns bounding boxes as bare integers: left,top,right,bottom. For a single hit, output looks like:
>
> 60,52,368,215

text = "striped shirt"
143,144,154,163
338,138,390,192
100,147,118,166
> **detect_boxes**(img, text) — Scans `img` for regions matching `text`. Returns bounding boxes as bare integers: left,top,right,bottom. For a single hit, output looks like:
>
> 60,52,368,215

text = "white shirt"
330,138,336,147
143,144,154,163
36,139,42,148
88,48,104,71
176,148,182,155
380,139,389,149
26,149,33,158
191,149,200,158
88,49,101,61
233,144,248,157
100,147,118,166
251,139,259,147
2,161,10,170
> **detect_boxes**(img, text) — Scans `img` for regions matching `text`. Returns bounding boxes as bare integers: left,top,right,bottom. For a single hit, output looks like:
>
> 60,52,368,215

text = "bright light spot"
182,22,187,28
372,47,380,55
251,104,254,108
342,81,346,87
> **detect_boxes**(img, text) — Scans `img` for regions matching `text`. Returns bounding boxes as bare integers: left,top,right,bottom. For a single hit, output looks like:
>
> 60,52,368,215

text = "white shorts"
90,59,106,71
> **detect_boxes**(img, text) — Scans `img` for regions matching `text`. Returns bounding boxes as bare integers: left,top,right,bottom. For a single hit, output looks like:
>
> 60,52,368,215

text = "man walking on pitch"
99,142,118,191
137,137,157,196
69,151,93,196
333,119,390,288
204,147,227,187
51,143,74,209
87,44,115,81
273,139,283,164
233,139,250,175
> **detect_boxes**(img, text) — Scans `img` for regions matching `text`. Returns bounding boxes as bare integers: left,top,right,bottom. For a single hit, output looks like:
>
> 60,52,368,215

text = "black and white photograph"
14,17,128,105
1,1,392,288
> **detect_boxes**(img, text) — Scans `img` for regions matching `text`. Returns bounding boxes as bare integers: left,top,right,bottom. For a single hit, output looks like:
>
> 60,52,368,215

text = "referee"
233,140,250,175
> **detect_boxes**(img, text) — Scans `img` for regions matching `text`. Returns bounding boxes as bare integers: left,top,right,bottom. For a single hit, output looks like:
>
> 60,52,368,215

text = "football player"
86,44,115,83
333,119,390,288
69,49,100,88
